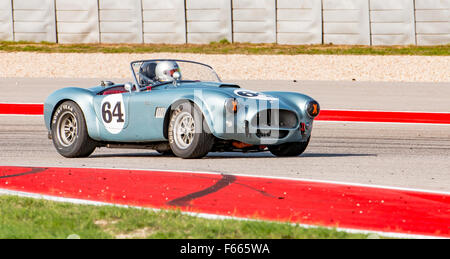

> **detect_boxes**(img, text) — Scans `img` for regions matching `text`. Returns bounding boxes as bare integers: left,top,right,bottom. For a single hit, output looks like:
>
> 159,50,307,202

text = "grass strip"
0,41,448,56
0,195,372,239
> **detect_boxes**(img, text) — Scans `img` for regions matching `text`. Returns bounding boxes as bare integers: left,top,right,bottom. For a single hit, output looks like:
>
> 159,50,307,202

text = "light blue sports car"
44,59,320,159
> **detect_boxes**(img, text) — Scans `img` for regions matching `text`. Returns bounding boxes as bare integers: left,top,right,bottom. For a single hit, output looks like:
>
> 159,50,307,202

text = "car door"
125,89,168,141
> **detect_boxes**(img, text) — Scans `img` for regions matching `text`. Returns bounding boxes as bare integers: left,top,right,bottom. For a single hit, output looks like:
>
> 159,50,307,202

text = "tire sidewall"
51,101,89,157
168,102,211,158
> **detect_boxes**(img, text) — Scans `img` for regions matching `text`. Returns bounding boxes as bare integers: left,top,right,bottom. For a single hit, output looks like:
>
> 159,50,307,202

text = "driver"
139,62,157,86
155,61,182,82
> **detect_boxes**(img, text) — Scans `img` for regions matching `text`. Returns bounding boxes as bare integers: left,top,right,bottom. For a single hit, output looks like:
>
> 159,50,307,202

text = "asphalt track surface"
1,78,450,193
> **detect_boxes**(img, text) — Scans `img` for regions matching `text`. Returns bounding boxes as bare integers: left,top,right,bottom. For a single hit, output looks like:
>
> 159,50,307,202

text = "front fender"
167,91,232,138
44,87,100,139
262,91,317,114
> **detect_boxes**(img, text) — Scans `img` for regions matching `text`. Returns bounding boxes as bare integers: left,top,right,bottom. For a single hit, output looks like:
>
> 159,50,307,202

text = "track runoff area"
1,103,450,238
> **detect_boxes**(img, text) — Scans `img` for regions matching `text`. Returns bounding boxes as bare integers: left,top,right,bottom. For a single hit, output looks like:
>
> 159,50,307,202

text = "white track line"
0,114,43,117
0,188,442,239
315,120,450,126
0,102,43,105
323,108,450,114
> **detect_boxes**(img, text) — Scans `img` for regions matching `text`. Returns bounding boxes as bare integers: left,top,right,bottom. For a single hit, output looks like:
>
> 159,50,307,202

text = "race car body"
44,59,320,158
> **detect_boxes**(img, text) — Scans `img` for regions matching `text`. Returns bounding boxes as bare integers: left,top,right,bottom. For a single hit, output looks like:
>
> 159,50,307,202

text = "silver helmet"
155,61,181,82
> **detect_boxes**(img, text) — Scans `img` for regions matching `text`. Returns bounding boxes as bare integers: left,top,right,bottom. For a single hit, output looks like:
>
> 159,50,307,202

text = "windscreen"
131,59,221,88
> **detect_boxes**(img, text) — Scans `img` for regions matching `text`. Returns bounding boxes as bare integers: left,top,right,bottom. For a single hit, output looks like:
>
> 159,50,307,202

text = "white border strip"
0,114,43,117
315,120,450,126
0,188,443,239
0,102,44,105
323,108,450,114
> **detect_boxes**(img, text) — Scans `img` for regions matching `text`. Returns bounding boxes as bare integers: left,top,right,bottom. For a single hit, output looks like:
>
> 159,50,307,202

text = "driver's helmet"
155,61,181,82
139,62,157,85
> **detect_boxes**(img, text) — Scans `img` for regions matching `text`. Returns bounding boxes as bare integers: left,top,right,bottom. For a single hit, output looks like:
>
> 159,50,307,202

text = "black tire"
168,102,214,159
51,101,96,158
268,137,310,157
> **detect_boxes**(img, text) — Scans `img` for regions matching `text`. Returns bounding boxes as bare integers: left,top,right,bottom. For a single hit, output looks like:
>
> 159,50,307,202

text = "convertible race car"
44,59,320,159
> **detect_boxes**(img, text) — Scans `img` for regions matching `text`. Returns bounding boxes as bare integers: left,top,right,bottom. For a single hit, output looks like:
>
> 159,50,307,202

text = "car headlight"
306,100,320,118
225,98,238,113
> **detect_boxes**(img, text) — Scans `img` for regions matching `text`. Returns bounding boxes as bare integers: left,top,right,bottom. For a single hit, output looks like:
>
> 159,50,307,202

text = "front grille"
256,130,289,139
251,109,298,129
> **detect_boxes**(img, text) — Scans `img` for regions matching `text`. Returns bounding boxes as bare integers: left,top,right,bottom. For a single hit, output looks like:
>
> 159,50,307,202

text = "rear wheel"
168,102,214,159
269,137,310,157
51,101,96,158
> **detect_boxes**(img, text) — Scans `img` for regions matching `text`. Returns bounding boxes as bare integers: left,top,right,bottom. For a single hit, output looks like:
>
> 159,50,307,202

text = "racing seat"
139,62,157,86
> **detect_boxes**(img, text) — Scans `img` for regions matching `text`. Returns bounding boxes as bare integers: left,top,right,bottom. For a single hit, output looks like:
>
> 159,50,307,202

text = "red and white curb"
2,102,450,124
1,166,449,238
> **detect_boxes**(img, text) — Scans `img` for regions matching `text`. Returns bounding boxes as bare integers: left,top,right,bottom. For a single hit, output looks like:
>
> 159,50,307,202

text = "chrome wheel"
56,111,78,147
173,111,195,149
168,102,214,158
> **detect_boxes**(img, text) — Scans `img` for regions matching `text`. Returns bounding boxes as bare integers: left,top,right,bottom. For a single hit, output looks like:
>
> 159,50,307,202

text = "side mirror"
124,82,133,92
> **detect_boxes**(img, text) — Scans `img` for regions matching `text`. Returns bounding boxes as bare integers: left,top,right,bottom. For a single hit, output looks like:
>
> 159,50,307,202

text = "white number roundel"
234,89,277,101
101,94,126,134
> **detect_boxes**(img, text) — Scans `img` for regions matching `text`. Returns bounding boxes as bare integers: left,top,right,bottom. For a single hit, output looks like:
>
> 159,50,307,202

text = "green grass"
0,41,448,56
0,195,372,239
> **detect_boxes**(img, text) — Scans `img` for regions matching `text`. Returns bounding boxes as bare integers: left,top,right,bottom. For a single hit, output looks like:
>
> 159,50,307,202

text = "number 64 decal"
102,101,124,123
100,94,126,134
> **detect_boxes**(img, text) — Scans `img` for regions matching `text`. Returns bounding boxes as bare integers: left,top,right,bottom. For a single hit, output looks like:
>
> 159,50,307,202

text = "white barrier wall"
55,0,99,43
415,0,450,45
0,0,13,41
277,0,322,44
232,0,276,43
12,0,56,42
186,0,232,44
142,0,186,44
98,0,143,43
322,0,370,45
370,0,415,45
1,0,449,45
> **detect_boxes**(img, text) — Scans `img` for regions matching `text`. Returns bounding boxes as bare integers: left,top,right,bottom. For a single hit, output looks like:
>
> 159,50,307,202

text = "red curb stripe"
316,110,450,124
2,103,450,124
0,103,44,115
1,166,449,237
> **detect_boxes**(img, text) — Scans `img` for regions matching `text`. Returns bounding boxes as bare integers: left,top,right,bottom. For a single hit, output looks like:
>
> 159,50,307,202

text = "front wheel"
168,102,214,159
268,137,310,157
51,101,97,158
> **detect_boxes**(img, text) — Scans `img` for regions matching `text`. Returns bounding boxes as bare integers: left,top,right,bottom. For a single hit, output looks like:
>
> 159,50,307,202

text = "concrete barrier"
186,0,232,44
322,0,370,45
0,0,448,45
12,0,56,42
98,0,143,43
232,0,276,43
143,0,186,44
55,0,100,43
0,0,13,41
370,0,416,45
415,0,450,45
277,0,322,44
